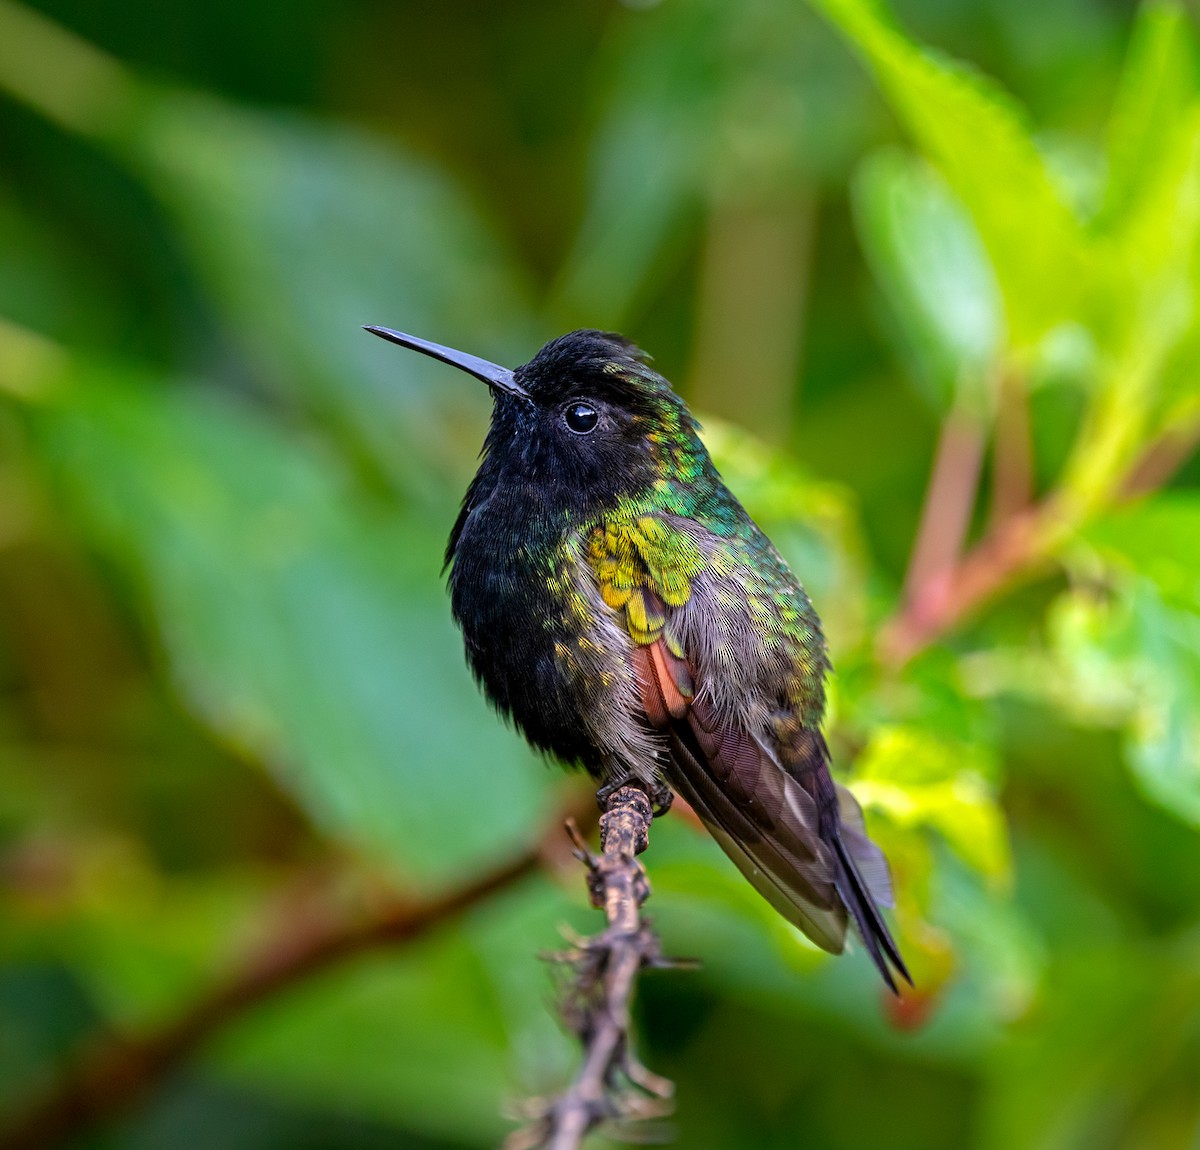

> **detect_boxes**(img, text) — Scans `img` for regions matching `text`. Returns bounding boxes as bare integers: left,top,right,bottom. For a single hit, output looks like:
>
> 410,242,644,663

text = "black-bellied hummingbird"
365,325,908,990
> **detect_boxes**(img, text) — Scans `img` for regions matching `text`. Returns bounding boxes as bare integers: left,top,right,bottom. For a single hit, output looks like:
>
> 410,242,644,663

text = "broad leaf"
853,149,1002,415
1100,2,1198,227
122,91,537,497
32,363,554,881
852,725,1010,885
211,879,579,1149
810,0,1092,349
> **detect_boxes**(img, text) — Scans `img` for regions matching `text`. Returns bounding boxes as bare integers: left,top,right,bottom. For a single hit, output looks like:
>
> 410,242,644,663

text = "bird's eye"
564,402,599,434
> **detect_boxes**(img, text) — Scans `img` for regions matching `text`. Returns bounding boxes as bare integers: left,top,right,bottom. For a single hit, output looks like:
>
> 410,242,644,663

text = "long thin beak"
363,326,529,398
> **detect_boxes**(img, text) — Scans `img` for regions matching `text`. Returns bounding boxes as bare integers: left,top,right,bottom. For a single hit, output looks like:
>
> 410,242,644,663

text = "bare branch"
901,409,986,608
1120,419,1200,498
990,369,1034,526
509,786,676,1150
880,501,1051,668
879,412,1200,667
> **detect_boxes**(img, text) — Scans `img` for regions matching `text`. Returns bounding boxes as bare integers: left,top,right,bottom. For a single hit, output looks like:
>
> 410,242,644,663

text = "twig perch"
509,785,676,1150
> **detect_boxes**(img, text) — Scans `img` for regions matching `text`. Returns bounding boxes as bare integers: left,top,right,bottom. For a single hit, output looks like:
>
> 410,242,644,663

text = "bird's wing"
587,514,908,988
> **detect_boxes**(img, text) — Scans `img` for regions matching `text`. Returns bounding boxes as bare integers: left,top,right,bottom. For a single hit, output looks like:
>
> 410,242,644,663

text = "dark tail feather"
831,831,911,994
666,726,848,955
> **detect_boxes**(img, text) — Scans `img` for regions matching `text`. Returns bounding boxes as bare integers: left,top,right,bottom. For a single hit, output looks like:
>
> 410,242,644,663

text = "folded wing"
590,516,909,990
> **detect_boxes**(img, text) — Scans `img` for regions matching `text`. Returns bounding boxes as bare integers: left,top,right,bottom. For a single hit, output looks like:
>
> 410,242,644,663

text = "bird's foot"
595,776,673,819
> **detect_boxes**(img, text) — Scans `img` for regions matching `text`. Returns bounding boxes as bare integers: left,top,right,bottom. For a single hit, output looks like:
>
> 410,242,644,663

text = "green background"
1,0,1200,1146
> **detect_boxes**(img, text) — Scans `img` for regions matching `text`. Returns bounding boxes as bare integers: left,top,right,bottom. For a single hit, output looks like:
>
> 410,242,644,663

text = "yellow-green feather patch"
587,515,704,644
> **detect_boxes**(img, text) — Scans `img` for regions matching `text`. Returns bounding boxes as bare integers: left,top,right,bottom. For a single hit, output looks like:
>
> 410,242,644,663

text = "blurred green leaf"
211,878,579,1149
1073,497,1200,825
1100,2,1198,228
853,725,1011,885
810,0,1092,349
0,965,98,1115
928,856,1043,1027
0,186,118,350
1078,6,1200,446
700,416,870,651
553,0,872,329
1085,494,1200,611
961,577,1200,834
8,848,273,1028
1101,105,1200,367
31,363,554,881
123,91,537,497
852,149,1002,415
982,941,1200,1150
214,943,515,1147
1121,588,1200,827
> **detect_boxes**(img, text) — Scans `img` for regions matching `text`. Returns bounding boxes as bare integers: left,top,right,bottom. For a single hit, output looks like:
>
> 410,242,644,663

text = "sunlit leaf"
853,148,1002,414
1073,498,1200,825
1086,6,1200,384
1103,108,1200,363
1100,2,1198,228
852,725,1010,885
1085,494,1200,611
810,0,1092,348
1123,594,1200,826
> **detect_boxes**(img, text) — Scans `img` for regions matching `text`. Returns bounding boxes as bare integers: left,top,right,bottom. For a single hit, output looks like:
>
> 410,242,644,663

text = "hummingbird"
365,325,909,991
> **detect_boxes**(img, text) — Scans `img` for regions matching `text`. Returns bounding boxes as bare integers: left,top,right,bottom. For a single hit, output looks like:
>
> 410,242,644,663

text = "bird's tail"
830,785,911,993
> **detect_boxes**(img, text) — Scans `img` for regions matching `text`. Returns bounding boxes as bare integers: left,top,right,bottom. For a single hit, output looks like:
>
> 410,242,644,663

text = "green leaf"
982,943,1200,1150
1085,494,1200,611
852,149,1002,415
929,857,1044,1028
852,725,1011,884
1123,588,1200,825
551,0,873,329
1028,497,1200,827
1100,2,1199,227
0,187,118,351
122,91,537,497
32,363,553,881
1102,105,1200,365
211,878,579,1148
810,0,1091,349
1087,8,1200,379
699,416,870,652
215,943,514,1146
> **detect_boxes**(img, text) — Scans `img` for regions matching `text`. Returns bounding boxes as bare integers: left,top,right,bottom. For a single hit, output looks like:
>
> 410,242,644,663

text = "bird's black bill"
363,326,528,398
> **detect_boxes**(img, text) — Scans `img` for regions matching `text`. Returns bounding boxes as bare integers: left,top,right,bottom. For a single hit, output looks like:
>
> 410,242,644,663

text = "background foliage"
1,0,1199,1147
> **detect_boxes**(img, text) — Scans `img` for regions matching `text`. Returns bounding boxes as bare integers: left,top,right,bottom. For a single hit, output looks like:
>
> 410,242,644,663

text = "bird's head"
364,326,706,507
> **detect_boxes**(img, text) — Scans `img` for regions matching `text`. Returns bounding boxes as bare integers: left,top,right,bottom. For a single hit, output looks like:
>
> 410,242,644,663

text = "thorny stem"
508,786,675,1150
